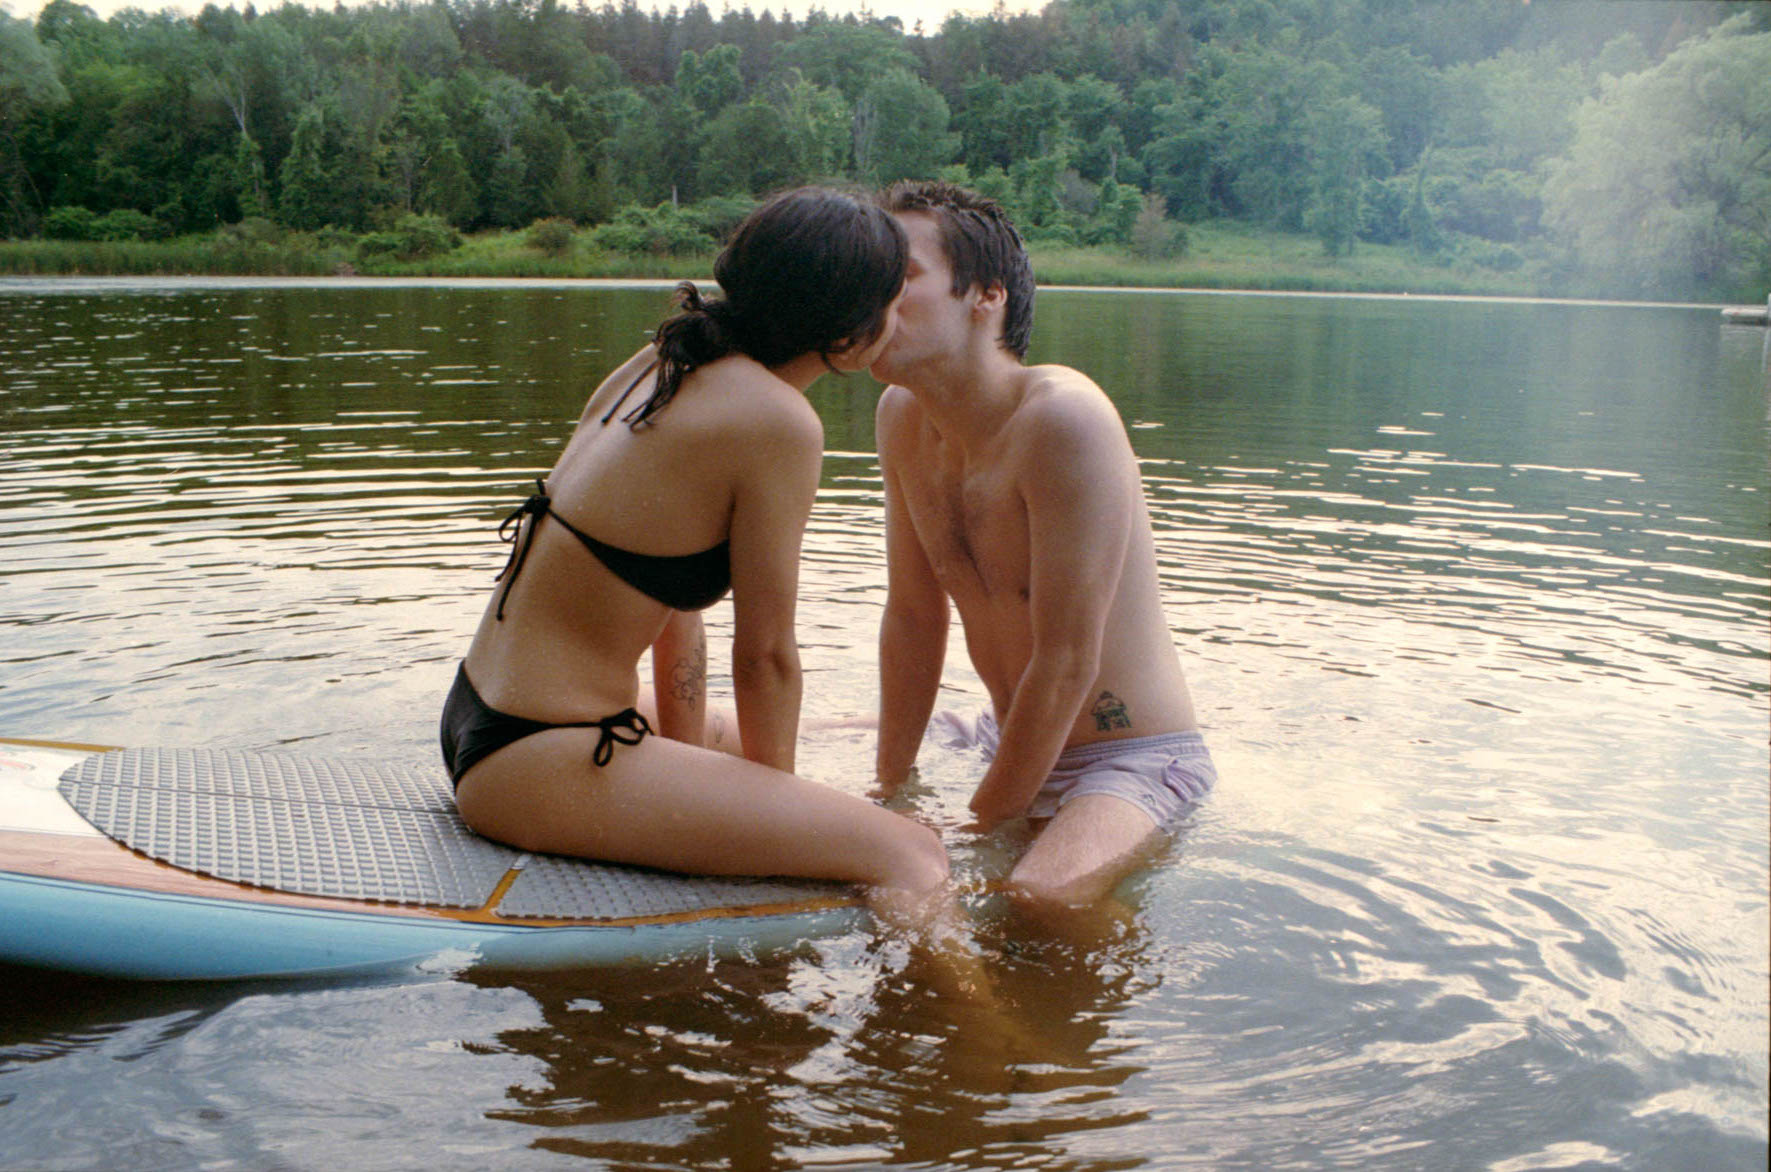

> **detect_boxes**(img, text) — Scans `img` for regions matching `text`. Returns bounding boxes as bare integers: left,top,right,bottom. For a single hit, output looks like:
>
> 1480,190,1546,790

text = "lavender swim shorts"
928,709,1216,828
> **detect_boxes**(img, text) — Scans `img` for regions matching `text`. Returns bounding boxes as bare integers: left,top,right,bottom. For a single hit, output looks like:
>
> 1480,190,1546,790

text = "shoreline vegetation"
0,217,1723,304
4,1,1766,306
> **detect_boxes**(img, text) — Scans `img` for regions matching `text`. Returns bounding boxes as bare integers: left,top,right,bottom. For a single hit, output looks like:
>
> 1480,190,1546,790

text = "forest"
1,0,1767,300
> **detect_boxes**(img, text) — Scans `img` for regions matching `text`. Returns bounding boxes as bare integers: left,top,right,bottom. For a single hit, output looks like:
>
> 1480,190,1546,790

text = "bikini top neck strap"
493,479,551,621
601,360,661,427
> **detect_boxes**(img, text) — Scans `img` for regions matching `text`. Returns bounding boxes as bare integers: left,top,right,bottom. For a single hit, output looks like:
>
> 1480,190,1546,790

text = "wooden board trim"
0,735,119,753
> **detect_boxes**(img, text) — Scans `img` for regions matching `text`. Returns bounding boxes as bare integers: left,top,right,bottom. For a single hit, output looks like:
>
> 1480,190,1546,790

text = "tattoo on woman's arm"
670,643,706,702
1092,690,1132,731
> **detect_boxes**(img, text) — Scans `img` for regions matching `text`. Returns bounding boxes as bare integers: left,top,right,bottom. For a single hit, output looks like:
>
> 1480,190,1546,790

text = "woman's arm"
725,391,825,773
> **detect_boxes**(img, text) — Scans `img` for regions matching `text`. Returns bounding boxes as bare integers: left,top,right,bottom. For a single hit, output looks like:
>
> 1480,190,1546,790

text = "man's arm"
968,388,1136,827
875,390,949,793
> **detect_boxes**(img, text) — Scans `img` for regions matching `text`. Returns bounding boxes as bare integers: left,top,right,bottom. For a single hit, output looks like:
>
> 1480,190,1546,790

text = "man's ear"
972,281,1008,317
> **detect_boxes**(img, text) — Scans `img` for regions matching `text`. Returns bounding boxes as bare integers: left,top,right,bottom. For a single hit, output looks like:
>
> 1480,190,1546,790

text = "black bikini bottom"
439,663,651,789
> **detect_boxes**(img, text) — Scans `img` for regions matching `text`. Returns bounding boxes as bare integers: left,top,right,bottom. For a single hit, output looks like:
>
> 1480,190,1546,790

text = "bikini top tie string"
494,479,551,621
589,708,652,767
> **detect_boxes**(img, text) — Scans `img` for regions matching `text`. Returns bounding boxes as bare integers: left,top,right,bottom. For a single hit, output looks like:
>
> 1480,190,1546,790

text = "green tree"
1065,74,1125,148
1427,45,1587,243
1129,192,1185,260
6,0,1757,282
540,134,592,222
1000,72,1071,162
610,86,699,205
1216,51,1340,230
1089,175,1138,245
1075,122,1126,183
774,21,918,103
953,72,1011,172
1543,18,1771,297
853,68,957,186
191,7,302,220
400,1,463,80
0,9,69,233
1142,44,1340,228
385,84,443,215
696,100,794,195
475,72,541,228
1356,45,1438,173
232,131,267,218
420,138,476,225
1405,162,1444,257
90,28,240,232
1009,152,1067,230
594,86,687,207
277,101,332,228
1449,48,1586,172
1306,95,1385,257
676,44,743,115
769,70,851,182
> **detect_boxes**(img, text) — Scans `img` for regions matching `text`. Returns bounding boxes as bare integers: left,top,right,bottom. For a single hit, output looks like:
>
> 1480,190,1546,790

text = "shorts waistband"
1053,728,1209,769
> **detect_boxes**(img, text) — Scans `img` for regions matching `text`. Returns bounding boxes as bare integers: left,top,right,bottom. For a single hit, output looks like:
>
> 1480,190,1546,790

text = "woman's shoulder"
691,353,822,439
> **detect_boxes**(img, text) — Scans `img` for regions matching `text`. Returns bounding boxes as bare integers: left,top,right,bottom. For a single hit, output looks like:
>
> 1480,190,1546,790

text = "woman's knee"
883,819,950,893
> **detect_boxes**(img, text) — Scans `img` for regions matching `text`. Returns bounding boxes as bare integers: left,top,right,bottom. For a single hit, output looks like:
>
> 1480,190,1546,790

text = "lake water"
1,279,1765,1170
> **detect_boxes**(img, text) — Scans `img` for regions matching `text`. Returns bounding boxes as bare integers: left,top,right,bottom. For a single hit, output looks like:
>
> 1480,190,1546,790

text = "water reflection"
468,901,1160,1170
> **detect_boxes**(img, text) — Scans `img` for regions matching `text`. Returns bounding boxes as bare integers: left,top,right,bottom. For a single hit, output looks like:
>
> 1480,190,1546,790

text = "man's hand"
967,788,1025,832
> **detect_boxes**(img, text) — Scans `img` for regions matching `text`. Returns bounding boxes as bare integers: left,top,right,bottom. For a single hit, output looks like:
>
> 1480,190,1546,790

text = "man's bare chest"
901,456,1030,602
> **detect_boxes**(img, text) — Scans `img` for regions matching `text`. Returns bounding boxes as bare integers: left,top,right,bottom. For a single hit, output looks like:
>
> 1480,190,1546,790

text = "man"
869,181,1216,910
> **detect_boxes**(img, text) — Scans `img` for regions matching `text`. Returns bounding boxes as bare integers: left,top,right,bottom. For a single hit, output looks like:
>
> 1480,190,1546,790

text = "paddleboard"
0,737,864,981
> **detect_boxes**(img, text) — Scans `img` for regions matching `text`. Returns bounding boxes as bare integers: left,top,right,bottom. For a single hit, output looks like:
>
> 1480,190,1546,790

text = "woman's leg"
454,727,1010,1004
453,726,948,896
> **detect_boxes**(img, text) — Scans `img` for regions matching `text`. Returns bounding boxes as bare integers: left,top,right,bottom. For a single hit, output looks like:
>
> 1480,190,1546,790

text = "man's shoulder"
1022,362,1099,391
875,384,924,462
876,382,919,418
1014,365,1123,441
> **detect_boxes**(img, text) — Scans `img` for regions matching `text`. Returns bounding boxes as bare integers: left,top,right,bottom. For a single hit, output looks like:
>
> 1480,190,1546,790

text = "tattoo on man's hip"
1092,690,1132,731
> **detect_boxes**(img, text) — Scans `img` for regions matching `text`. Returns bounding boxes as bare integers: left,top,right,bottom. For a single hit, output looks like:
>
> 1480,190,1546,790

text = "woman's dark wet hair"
616,187,909,427
880,180,1035,358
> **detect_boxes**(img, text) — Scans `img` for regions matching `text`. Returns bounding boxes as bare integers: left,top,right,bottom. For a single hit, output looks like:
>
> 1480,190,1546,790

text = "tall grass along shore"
0,217,1731,304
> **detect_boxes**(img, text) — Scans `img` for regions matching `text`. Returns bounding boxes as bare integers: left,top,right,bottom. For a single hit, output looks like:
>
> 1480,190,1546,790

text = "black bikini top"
494,480,732,617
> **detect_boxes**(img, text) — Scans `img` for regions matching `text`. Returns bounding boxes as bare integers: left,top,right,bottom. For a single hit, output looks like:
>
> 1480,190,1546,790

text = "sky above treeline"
9,0,1042,32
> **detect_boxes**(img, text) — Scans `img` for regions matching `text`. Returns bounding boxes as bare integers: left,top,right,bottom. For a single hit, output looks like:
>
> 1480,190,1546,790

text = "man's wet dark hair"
622,186,909,427
880,180,1035,358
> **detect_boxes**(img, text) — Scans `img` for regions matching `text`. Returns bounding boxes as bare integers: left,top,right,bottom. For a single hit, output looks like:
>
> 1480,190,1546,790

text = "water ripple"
1,283,1763,1171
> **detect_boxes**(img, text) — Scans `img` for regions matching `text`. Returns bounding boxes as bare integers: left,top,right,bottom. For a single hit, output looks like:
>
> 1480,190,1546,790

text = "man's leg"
1006,794,1162,909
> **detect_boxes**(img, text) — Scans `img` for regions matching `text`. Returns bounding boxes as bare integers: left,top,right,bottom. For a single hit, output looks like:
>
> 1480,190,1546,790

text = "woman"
441,187,951,914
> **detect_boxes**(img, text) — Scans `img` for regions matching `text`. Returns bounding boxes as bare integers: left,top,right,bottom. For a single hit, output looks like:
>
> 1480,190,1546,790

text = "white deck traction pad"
496,854,848,920
57,748,852,918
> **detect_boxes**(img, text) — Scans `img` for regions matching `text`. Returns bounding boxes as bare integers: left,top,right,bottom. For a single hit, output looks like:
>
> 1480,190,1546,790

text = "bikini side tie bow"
493,479,551,621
